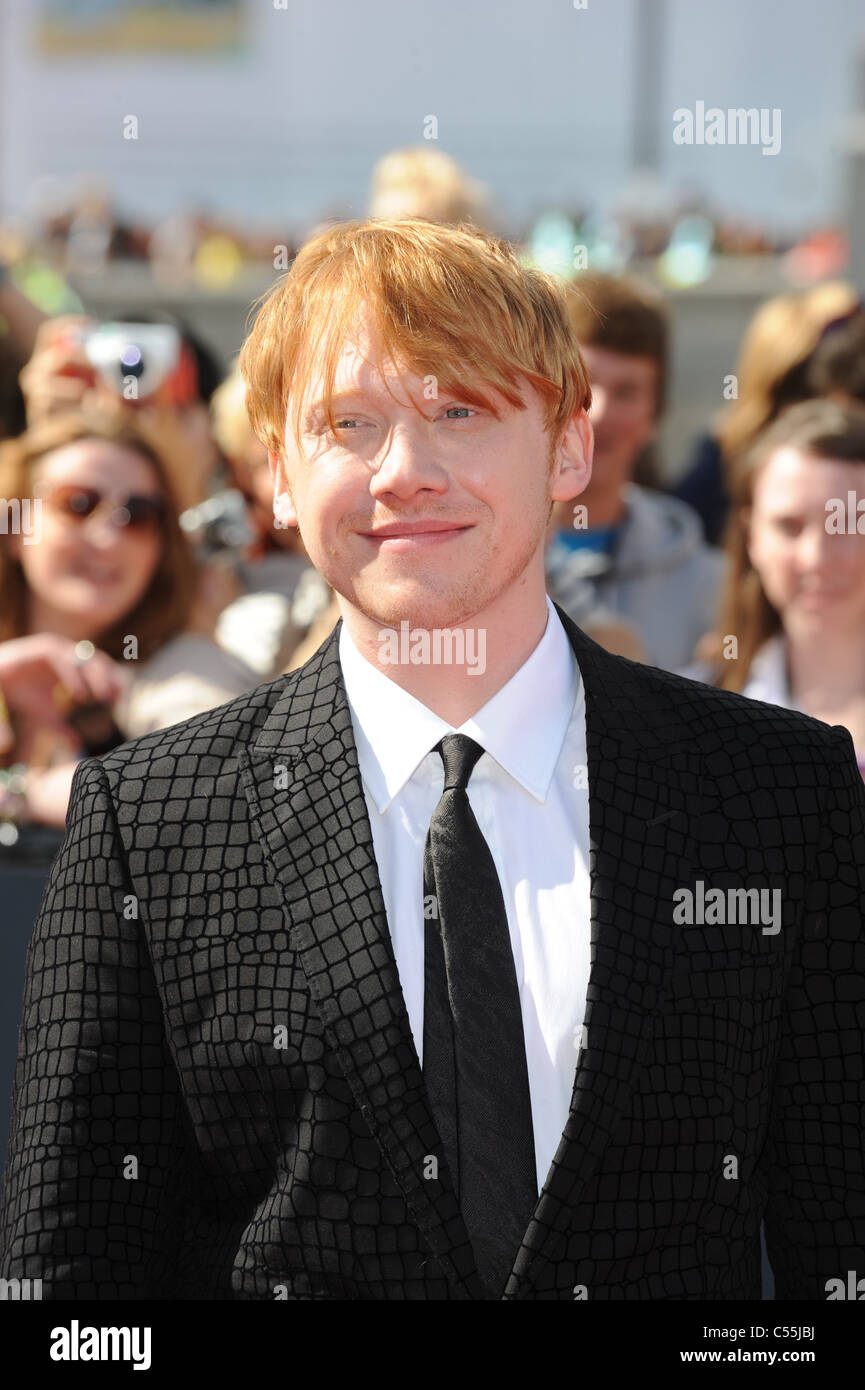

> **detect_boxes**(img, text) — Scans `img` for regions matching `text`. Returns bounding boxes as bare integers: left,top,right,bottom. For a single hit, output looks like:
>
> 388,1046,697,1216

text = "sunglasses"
44,485,167,533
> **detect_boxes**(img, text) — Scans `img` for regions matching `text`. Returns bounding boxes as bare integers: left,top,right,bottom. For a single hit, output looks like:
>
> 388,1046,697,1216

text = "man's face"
579,344,658,493
268,308,591,632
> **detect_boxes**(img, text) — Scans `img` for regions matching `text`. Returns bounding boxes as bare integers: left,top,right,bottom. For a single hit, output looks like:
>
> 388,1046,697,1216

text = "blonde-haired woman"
673,281,860,544
368,146,491,228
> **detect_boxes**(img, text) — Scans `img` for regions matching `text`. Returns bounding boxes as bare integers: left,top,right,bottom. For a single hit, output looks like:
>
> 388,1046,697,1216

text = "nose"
369,424,448,501
82,514,126,550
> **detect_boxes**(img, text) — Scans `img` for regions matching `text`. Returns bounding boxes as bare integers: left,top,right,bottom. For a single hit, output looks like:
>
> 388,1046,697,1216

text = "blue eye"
334,418,360,429
444,406,473,419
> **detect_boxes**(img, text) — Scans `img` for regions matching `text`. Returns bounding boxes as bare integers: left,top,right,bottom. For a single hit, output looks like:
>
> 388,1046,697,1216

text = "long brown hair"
713,398,865,691
0,408,197,662
716,281,859,463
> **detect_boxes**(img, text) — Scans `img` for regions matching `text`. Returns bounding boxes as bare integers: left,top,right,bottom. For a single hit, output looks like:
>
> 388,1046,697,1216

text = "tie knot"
435,733,485,792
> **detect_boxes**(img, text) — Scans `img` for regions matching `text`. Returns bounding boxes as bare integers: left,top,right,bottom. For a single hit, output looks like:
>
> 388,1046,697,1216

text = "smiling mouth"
360,521,472,535
358,523,473,547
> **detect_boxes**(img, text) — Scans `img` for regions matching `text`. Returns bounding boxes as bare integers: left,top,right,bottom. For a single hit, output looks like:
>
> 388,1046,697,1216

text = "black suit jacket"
2,606,864,1300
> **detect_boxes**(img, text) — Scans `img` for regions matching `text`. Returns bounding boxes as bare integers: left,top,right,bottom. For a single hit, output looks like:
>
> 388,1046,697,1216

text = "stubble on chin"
344,523,544,633
342,565,484,632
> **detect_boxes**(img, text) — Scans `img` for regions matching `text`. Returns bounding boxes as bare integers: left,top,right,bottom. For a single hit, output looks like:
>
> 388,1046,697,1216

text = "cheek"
599,405,639,445
95,532,163,607
124,534,163,587
15,549,48,597
17,523,77,580
749,533,795,590
306,471,359,533
286,482,339,562
625,402,655,441
834,538,865,583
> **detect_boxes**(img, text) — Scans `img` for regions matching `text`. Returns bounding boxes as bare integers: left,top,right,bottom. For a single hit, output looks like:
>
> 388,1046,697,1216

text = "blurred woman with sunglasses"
0,409,257,828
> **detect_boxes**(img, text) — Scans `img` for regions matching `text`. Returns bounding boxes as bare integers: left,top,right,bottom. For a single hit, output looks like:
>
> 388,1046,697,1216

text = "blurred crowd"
3,146,865,843
0,147,839,296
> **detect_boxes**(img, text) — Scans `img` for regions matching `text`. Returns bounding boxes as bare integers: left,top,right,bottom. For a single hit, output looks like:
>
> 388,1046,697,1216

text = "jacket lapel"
504,605,702,1297
240,605,701,1301
238,621,484,1300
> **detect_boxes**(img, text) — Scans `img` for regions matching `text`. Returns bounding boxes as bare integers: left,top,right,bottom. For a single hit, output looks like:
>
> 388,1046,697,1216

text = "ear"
268,450,299,531
549,408,593,504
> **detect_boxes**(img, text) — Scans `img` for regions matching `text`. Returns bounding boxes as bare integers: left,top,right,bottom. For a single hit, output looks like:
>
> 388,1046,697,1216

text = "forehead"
295,308,415,412
31,438,158,486
754,446,865,508
318,339,411,400
292,303,522,419
582,343,657,386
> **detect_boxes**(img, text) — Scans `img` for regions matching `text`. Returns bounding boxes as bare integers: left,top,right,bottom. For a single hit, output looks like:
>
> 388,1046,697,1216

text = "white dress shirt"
338,595,592,1194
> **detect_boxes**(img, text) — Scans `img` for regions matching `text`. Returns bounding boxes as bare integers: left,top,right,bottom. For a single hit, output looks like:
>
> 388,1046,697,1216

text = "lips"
358,523,473,553
359,521,472,538
67,565,122,584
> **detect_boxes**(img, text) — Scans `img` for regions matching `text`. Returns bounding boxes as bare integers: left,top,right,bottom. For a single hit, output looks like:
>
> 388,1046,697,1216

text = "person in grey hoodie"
545,272,725,673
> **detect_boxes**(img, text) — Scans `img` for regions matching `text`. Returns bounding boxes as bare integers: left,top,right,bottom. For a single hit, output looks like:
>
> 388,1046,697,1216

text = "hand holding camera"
20,314,189,425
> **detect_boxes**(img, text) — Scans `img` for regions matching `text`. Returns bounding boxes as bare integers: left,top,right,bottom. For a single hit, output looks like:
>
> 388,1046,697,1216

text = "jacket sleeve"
0,756,196,1299
763,724,865,1299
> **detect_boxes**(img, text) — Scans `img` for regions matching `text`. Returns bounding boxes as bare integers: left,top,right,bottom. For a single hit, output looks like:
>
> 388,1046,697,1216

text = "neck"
785,622,865,707
338,568,551,727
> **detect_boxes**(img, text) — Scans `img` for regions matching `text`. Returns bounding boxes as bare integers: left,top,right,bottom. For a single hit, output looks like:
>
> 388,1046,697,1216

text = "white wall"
0,0,863,238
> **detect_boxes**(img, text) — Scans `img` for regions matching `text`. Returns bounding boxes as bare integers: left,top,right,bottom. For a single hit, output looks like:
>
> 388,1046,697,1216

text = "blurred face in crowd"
270,307,591,632
228,431,275,519
579,345,657,492
240,436,273,514
232,432,305,553
15,439,165,640
549,344,656,531
746,446,865,637
175,400,222,482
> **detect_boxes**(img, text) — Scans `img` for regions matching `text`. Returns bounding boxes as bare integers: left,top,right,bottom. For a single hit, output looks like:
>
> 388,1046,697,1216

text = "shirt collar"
338,594,579,812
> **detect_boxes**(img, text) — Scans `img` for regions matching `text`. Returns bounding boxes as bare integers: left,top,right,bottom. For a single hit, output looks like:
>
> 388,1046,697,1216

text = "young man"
1,221,863,1301
546,272,725,672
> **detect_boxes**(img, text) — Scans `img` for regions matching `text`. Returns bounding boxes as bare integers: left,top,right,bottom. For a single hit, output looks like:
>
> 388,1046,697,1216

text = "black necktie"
422,734,538,1298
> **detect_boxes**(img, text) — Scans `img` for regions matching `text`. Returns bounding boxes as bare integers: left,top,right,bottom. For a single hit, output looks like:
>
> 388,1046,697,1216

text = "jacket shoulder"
98,668,297,781
619,652,847,764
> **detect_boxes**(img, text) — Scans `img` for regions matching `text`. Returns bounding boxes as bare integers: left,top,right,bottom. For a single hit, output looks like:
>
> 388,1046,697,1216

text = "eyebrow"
302,388,428,423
